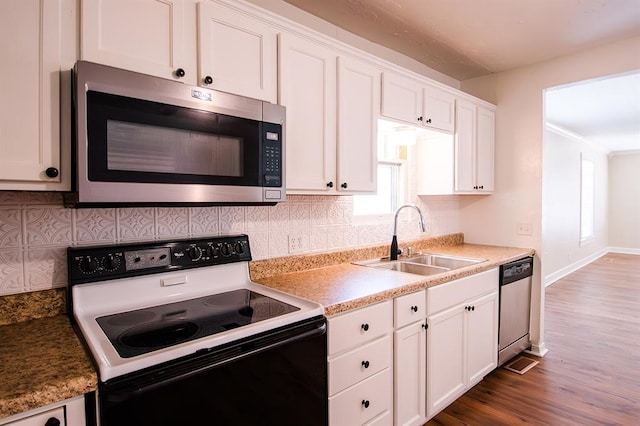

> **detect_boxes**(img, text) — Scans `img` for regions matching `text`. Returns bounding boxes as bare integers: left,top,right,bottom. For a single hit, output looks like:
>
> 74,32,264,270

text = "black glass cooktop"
96,289,299,358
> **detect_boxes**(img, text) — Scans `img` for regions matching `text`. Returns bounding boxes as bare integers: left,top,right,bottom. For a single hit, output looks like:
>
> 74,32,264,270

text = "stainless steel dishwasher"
498,257,534,366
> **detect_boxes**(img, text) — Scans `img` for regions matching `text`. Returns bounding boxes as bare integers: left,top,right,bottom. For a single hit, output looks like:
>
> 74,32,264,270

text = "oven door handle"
108,321,327,399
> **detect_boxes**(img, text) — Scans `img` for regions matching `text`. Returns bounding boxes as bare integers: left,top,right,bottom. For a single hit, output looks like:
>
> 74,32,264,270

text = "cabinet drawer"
426,269,498,315
328,335,392,395
328,300,393,355
329,368,393,426
394,290,426,328
364,410,392,426
2,406,65,426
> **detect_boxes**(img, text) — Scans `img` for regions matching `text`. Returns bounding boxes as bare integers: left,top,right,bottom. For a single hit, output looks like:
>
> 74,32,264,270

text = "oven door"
96,317,327,426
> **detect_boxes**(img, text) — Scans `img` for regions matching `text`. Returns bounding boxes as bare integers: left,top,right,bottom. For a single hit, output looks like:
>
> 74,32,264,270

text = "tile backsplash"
0,191,459,295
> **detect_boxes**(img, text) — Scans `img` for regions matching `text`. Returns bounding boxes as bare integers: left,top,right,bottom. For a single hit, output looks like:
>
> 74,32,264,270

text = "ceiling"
281,0,640,153
546,72,640,153
281,0,640,81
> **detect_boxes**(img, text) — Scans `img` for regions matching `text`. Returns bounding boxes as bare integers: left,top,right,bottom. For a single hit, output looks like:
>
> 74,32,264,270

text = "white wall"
609,152,640,251
541,127,609,285
460,35,640,357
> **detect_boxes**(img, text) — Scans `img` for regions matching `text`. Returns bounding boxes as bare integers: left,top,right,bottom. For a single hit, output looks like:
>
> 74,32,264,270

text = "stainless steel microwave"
64,61,285,207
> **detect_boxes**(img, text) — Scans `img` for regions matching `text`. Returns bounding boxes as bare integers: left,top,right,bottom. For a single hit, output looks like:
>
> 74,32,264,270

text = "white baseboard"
526,342,548,358
607,246,640,255
544,249,607,287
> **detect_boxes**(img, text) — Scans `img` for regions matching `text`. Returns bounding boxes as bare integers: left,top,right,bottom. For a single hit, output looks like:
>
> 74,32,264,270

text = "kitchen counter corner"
0,315,97,419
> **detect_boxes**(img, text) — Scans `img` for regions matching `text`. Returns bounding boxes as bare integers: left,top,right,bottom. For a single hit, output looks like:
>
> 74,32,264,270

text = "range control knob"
234,242,245,255
220,243,232,257
79,256,99,274
103,254,121,271
187,246,202,260
205,245,218,258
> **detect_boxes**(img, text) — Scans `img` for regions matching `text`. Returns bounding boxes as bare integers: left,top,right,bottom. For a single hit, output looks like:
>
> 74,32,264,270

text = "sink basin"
353,253,485,277
369,261,449,276
403,254,484,269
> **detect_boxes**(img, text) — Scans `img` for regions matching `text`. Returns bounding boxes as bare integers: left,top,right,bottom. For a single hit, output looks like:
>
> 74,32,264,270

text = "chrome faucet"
390,204,426,260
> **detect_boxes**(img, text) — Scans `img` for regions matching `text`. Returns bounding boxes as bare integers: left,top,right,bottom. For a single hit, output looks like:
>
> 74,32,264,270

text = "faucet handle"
406,246,413,257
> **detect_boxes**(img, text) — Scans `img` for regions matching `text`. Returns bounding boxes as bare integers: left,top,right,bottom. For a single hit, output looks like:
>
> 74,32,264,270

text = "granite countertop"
0,312,98,420
253,242,534,316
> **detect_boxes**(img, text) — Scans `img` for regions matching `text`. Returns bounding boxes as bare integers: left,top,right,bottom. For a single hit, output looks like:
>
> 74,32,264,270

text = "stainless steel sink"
353,253,485,277
368,261,449,276
403,254,484,269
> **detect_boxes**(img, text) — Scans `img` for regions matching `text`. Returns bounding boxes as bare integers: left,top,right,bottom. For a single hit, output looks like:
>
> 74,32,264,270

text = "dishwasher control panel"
500,257,533,285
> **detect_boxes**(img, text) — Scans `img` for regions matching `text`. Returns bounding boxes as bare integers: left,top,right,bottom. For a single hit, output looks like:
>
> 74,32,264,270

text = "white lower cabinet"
425,268,499,419
0,396,85,426
393,290,427,426
329,368,393,426
394,320,427,426
327,301,393,425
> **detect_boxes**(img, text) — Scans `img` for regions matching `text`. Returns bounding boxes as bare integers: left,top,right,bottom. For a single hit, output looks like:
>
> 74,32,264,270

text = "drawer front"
426,268,498,315
329,368,393,426
328,300,393,355
2,406,65,426
328,335,392,395
394,290,426,328
364,410,392,426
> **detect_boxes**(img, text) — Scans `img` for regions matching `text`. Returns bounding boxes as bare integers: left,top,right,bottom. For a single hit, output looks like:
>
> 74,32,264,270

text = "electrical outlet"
288,233,306,254
516,222,533,236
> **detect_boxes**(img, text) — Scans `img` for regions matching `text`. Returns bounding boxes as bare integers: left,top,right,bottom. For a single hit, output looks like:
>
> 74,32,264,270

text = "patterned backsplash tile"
0,192,460,295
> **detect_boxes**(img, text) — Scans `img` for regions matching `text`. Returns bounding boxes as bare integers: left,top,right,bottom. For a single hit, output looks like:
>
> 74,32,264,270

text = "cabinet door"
426,305,465,418
394,321,427,426
279,34,336,193
81,0,194,83
476,106,495,192
380,72,422,126
336,56,379,193
453,99,476,193
423,86,455,132
0,0,72,189
198,1,277,102
466,291,499,386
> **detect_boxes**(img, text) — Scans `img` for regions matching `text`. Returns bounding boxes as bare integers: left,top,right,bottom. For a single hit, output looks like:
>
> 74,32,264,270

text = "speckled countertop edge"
251,237,534,317
0,315,98,419
0,288,66,326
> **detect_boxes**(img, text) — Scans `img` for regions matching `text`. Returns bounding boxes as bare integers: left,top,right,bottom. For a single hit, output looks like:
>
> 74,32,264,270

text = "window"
580,157,595,243
353,120,409,216
353,162,403,215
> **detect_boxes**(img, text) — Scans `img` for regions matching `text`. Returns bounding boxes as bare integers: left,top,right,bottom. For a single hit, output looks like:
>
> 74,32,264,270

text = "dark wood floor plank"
427,253,640,426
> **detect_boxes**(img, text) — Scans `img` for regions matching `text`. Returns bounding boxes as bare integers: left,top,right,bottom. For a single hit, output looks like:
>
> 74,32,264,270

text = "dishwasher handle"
500,257,533,285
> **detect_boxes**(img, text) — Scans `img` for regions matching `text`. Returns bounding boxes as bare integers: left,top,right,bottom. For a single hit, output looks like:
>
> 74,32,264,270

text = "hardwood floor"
427,253,640,425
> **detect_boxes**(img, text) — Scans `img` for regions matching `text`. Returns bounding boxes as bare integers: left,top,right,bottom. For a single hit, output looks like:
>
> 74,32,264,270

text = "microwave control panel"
262,123,282,187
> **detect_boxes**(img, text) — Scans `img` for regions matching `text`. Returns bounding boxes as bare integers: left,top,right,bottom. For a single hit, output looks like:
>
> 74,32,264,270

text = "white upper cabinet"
476,106,496,192
336,56,380,193
279,33,337,193
280,34,379,194
81,0,196,84
381,72,422,125
0,0,75,190
423,86,455,132
197,1,277,102
454,100,495,193
381,72,455,132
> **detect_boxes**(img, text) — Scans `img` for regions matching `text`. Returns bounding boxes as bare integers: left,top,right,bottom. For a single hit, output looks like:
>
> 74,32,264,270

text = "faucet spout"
390,204,426,260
